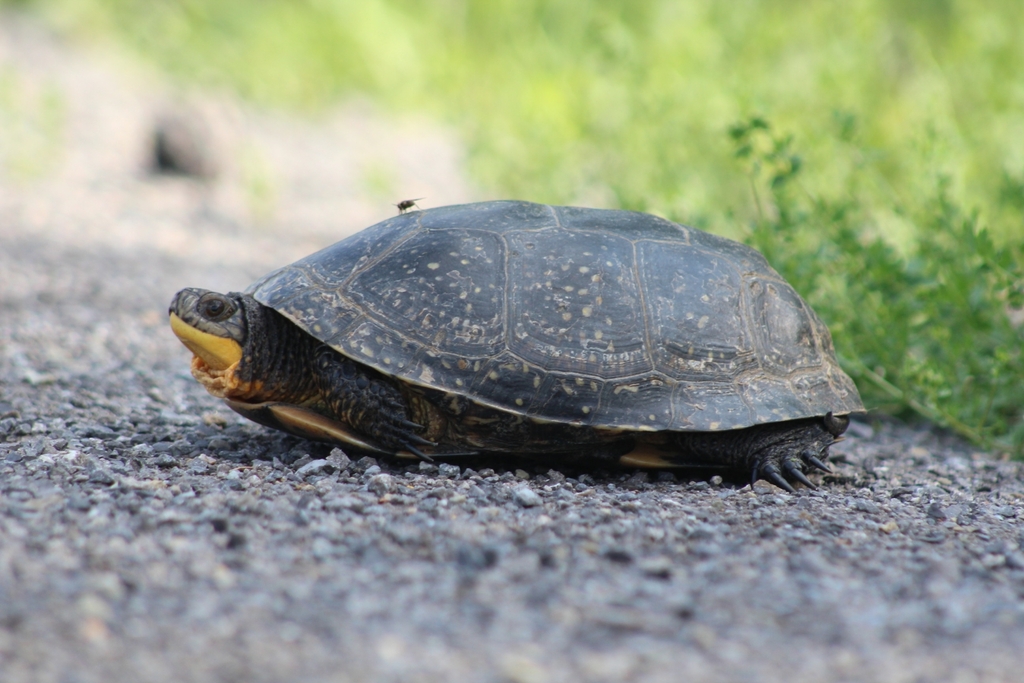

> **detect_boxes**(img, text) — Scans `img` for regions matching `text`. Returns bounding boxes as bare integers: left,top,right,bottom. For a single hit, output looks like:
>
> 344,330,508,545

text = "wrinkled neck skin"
192,295,321,406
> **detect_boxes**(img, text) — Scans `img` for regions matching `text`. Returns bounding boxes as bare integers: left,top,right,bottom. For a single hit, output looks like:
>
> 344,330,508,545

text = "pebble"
367,474,396,496
513,486,542,508
850,498,881,515
437,463,461,479
296,459,333,477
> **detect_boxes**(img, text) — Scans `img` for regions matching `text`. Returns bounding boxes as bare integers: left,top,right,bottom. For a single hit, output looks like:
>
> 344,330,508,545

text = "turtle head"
169,288,248,370
169,288,267,400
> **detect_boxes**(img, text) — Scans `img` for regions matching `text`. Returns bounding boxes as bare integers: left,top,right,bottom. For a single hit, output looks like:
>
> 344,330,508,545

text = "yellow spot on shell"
427,262,440,270
709,421,721,430
698,315,709,329
488,371,499,380
515,398,524,406
582,406,591,414
578,266,590,274
562,312,572,321
582,306,593,317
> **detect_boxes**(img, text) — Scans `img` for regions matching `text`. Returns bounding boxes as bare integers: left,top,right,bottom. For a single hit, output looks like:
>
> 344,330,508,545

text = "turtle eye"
198,294,234,322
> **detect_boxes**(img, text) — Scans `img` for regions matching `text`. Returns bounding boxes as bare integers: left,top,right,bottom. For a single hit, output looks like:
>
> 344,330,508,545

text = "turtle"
169,200,863,491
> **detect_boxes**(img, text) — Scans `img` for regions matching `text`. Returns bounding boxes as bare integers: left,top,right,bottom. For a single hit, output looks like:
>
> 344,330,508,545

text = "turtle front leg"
312,346,436,459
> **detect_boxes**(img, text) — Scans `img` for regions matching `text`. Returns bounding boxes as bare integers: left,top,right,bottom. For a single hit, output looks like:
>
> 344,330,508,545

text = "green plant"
732,118,1024,453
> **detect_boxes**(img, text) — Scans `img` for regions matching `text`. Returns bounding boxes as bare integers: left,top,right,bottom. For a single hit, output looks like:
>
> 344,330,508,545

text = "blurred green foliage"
733,119,1024,451
0,66,65,179
8,0,1024,450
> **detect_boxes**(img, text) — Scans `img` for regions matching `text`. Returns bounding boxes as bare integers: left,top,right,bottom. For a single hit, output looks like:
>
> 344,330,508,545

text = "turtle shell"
247,201,863,432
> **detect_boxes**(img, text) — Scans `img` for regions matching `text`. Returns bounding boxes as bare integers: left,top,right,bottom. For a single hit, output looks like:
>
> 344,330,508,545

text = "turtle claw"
783,461,816,489
805,455,832,473
761,463,797,493
405,432,437,447
403,443,435,462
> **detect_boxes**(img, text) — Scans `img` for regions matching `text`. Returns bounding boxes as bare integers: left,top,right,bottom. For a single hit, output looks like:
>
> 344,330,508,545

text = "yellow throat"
169,312,243,371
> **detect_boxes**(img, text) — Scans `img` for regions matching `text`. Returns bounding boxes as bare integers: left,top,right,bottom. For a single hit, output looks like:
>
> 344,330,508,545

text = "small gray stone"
150,454,178,468
993,505,1018,519
513,486,542,508
438,463,461,479
323,495,366,513
296,459,334,477
67,495,92,511
353,456,378,472
926,503,948,520
207,437,231,450
851,498,881,515
327,448,351,471
367,474,396,496
1005,552,1024,570
546,469,566,483
87,470,116,486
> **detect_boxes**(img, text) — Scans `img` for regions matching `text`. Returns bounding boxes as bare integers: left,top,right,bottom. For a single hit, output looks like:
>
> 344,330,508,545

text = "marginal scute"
253,200,863,432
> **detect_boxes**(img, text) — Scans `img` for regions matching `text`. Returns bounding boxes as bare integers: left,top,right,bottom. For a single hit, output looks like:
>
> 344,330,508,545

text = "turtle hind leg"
669,414,848,491
745,414,848,491
312,345,436,459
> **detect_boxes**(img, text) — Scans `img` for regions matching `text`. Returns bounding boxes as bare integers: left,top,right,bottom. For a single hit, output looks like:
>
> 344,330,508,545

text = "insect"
395,198,424,214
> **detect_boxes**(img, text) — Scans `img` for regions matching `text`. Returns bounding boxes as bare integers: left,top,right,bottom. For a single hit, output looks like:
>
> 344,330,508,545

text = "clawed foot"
752,449,833,493
394,418,437,461
377,414,437,462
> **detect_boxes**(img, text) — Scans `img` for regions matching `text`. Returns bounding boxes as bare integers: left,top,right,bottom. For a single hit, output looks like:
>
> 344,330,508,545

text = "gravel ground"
3,15,1024,683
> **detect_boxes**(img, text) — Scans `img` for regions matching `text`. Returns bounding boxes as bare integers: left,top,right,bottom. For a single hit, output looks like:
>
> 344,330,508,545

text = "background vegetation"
6,0,1024,451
